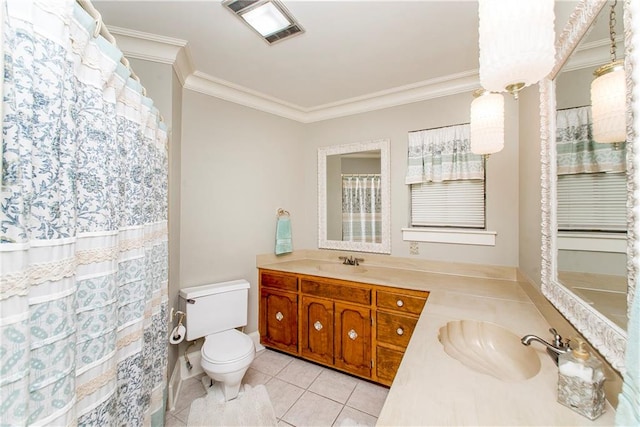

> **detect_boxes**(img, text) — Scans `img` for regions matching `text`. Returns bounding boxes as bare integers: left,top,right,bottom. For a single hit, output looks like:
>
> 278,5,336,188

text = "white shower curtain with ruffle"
1,1,169,425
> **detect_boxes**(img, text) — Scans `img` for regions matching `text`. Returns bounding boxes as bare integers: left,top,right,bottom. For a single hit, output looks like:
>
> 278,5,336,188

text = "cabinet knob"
396,327,404,336
348,329,358,340
396,299,404,307
314,320,323,331
275,311,284,322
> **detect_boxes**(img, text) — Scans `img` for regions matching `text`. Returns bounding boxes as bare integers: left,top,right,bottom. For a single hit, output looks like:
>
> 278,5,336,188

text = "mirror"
555,1,627,330
541,0,635,373
318,139,391,254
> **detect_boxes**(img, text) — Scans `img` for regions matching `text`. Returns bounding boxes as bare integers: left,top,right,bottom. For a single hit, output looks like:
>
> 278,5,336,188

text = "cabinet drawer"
301,279,371,305
376,346,404,384
376,290,427,316
376,311,418,348
260,271,298,292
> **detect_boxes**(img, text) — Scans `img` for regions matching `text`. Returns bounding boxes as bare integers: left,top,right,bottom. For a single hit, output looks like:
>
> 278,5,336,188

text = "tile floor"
165,349,389,427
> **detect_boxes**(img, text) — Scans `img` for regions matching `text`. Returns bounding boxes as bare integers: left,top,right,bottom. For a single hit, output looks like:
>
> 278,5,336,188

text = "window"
411,179,485,228
557,172,626,232
555,106,627,233
405,123,486,229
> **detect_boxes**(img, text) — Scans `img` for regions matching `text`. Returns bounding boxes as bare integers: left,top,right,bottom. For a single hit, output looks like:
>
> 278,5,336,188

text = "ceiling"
93,1,585,120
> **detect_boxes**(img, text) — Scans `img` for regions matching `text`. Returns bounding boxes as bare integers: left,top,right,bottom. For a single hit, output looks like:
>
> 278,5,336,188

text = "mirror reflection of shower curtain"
342,175,382,243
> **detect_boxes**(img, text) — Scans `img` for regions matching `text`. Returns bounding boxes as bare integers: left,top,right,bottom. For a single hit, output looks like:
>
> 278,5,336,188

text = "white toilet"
179,279,255,401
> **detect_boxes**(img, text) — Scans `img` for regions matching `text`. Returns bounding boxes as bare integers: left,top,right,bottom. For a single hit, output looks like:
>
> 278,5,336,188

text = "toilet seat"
202,329,254,365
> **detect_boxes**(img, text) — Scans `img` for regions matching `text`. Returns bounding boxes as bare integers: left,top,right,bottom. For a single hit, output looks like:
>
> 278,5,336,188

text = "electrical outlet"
409,241,419,255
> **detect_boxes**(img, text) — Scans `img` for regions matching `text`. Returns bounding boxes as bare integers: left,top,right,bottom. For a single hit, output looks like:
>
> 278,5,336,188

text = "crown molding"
304,70,480,122
111,27,605,123
562,36,624,73
184,71,307,122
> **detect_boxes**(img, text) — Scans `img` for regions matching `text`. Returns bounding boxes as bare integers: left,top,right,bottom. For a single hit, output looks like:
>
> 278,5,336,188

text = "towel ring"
277,208,290,217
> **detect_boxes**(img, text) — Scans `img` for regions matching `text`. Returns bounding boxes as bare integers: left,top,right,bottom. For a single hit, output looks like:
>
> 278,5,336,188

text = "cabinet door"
334,303,371,378
376,346,404,386
301,296,334,365
260,289,298,353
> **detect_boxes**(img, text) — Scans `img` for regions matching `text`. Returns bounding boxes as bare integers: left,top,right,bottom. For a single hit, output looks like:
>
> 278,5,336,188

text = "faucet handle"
549,328,570,349
354,257,364,266
338,256,348,264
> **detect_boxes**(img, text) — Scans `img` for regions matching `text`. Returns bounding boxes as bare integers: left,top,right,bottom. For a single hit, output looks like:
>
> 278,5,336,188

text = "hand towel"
616,288,639,427
275,216,293,255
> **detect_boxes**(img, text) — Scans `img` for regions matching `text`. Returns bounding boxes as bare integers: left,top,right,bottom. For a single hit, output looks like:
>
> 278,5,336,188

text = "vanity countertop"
258,258,617,426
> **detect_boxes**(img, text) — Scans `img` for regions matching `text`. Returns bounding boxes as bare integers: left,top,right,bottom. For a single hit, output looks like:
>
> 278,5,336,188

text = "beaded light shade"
590,1,626,144
478,0,555,98
591,61,626,143
470,90,504,156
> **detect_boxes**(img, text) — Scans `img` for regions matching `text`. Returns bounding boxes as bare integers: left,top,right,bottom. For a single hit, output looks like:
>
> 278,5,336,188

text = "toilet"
179,279,255,401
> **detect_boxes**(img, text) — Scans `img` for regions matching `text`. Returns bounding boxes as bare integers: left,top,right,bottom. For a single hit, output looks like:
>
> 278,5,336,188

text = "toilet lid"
202,330,254,363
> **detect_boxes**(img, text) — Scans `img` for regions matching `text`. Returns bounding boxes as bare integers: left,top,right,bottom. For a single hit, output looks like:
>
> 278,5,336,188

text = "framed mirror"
540,0,635,373
318,139,391,254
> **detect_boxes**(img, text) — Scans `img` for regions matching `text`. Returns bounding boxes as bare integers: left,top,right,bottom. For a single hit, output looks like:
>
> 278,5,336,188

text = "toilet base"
201,376,246,403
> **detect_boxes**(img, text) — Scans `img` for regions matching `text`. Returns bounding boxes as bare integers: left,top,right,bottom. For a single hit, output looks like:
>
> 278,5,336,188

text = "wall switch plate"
409,241,419,255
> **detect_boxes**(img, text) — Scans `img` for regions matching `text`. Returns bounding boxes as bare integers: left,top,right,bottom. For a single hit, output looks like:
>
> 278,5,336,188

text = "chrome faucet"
338,256,365,266
521,328,571,365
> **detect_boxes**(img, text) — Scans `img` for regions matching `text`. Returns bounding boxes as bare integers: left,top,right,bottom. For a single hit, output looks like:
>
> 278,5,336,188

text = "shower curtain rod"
75,0,144,95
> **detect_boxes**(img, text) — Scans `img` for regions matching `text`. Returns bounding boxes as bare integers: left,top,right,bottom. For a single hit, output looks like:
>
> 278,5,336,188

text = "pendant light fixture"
478,0,555,99
470,89,504,156
591,0,626,144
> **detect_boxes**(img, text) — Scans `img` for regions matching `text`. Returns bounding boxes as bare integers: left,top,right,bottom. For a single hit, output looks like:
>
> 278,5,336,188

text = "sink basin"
316,264,368,274
438,320,541,382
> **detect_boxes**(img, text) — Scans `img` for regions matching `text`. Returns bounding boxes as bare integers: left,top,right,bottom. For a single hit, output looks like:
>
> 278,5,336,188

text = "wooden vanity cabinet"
300,277,372,378
258,268,428,386
374,287,429,386
259,271,298,353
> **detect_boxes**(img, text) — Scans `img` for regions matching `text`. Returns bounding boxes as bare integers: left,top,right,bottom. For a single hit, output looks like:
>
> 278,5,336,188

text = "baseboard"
249,331,265,352
166,350,204,412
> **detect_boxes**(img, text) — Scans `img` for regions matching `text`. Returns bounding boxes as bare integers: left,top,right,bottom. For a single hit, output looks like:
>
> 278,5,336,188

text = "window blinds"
557,172,627,232
411,180,485,228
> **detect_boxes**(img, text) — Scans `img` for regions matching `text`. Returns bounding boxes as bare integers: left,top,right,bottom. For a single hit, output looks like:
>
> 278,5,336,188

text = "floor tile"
264,377,306,418
308,369,359,404
164,413,187,427
276,358,324,389
333,406,378,427
172,376,207,413
282,391,343,427
243,367,273,387
345,380,389,417
251,350,294,376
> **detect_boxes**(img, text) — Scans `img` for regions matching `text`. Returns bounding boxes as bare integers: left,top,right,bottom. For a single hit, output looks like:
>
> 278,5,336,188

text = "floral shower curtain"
342,175,381,243
1,1,168,426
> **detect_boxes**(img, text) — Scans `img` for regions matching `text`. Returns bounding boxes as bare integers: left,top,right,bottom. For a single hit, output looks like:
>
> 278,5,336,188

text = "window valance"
556,106,626,175
405,124,484,184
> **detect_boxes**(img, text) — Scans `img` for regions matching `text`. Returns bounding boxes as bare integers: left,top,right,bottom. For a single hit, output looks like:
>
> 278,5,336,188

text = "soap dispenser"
557,338,606,420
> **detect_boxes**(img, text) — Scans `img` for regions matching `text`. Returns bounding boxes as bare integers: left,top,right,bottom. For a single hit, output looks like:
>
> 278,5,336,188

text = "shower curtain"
342,175,381,243
1,1,169,426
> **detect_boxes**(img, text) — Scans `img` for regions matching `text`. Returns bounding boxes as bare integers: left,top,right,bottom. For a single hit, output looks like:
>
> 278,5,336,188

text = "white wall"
179,91,308,334
304,92,520,267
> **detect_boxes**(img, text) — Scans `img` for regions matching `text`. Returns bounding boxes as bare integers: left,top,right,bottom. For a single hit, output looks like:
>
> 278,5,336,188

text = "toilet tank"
179,279,250,341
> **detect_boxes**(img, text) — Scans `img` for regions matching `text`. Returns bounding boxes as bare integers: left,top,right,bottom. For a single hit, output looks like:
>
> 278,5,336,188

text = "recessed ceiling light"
223,0,304,45
241,2,290,36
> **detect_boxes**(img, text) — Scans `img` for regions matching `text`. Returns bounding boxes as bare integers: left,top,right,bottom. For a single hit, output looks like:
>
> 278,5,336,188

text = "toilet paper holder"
170,307,186,324
170,308,186,342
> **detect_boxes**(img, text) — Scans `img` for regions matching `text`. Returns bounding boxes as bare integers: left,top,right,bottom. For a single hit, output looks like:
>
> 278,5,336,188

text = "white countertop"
258,258,617,426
